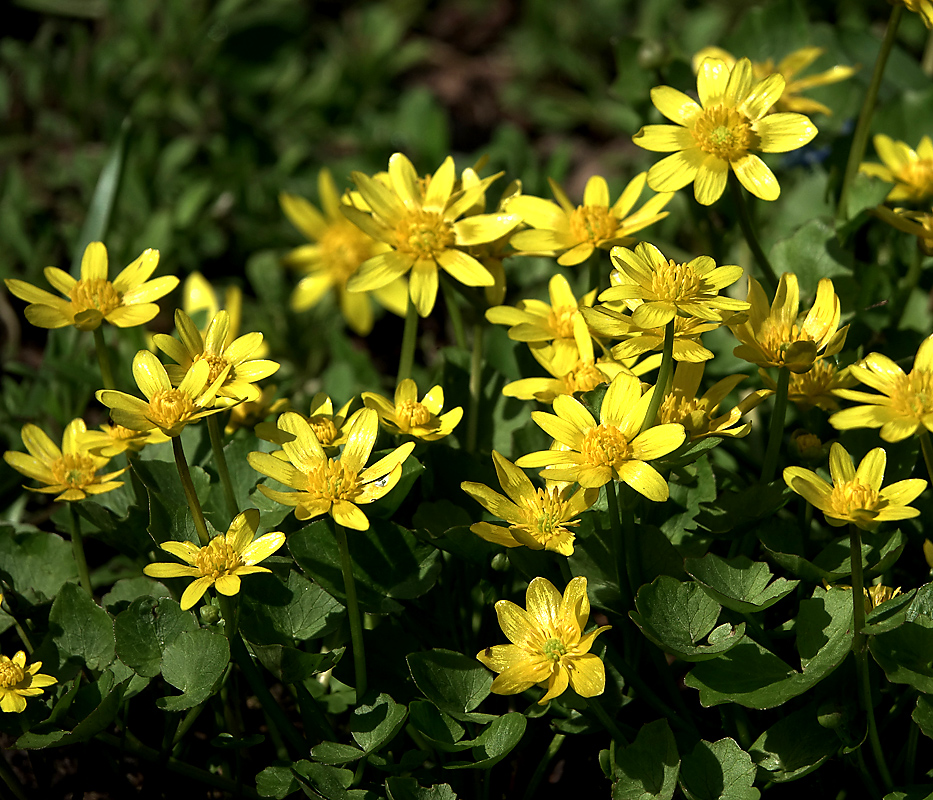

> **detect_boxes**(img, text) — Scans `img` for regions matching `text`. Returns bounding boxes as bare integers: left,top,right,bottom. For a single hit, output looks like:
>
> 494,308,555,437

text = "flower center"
150,389,199,428
308,416,339,446
397,400,433,430
542,637,568,662
659,392,706,434
518,488,577,542
69,279,121,318
788,360,839,406
829,479,880,516
562,361,608,395
650,259,704,303
580,423,632,468
889,370,933,419
319,222,373,283
792,431,824,460
195,537,242,580
394,210,455,258
306,459,362,503
193,352,230,386
50,454,97,488
692,106,757,161
897,158,933,201
547,305,578,339
0,659,25,688
108,423,142,441
759,320,813,363
568,205,617,244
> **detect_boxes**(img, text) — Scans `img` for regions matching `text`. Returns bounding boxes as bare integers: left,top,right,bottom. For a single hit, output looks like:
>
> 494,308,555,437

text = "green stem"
217,593,240,642
172,702,207,747
335,523,367,699
92,326,116,390
836,5,904,224
604,482,631,609
125,451,148,508
294,681,337,742
641,319,674,433
397,300,419,384
466,322,484,454
585,696,628,746
522,733,566,800
919,429,933,487
760,367,790,483
729,173,778,292
207,415,238,521
849,523,893,792
440,275,467,350
587,253,603,295
923,27,933,77
172,436,210,546
69,503,93,596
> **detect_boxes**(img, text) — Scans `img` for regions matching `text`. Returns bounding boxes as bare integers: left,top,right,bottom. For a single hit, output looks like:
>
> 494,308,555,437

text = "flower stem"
919,429,933,487
729,173,778,292
466,322,484,454
69,503,93,596
207,415,238,521
335,523,367,699
849,523,893,792
92,326,116,390
217,593,240,641
172,435,210,546
585,696,628,746
605,482,632,609
923,27,933,77
522,733,566,800
836,4,903,224
760,367,790,483
397,300,419,384
440,275,467,351
640,319,675,433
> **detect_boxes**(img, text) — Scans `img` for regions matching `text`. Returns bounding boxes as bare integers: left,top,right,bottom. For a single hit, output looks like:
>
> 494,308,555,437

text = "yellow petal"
732,154,780,201
756,113,818,153
650,86,703,126
694,157,729,206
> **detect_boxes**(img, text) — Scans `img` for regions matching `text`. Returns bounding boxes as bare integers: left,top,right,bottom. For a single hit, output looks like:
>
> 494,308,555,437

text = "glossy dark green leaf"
351,693,408,753
114,597,198,678
134,459,213,546
680,738,760,800
407,649,494,723
685,554,798,613
310,741,367,765
407,700,467,752
612,719,679,800
101,576,172,614
862,588,918,635
769,218,852,299
385,777,457,800
252,644,342,684
240,569,344,645
0,524,77,604
749,706,837,782
49,583,115,671
256,765,299,799
157,628,230,711
445,712,526,769
870,615,933,693
912,694,933,739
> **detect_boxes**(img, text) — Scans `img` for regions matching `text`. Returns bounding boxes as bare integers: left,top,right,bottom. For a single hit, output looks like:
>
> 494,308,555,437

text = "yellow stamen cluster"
50,454,97,490
543,637,568,661
659,393,704,425
581,424,632,468
519,489,577,544
759,320,811,360
0,659,25,688
898,158,933,199
195,537,242,580
829,480,880,517
569,205,617,243
69,279,121,318
547,305,578,339
394,211,455,258
320,223,374,282
308,416,339,446
150,389,199,428
397,400,433,429
307,459,362,503
562,361,607,395
193,352,230,385
889,371,933,419
692,107,757,160
651,259,703,302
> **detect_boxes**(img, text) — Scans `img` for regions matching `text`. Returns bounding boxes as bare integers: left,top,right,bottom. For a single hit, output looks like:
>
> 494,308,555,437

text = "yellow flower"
692,46,857,117
247,408,415,530
784,442,926,530
860,134,933,203
80,422,170,458
343,153,520,317
153,310,279,406
5,242,177,331
256,392,361,454
4,419,126,502
143,509,285,611
486,273,597,349
506,173,673,266
865,585,902,611
633,57,817,205
894,0,933,28
225,385,290,436
0,651,56,713
362,379,462,441
759,359,857,411
830,334,933,442
96,350,230,438
516,372,686,500
657,361,769,440
477,576,610,704
599,242,749,328
873,204,933,257
730,272,847,373
281,169,408,336
462,451,598,555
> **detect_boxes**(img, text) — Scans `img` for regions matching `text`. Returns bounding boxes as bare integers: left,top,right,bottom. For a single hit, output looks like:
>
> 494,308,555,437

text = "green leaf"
311,741,367,765
289,518,441,614
912,694,933,740
351,693,408,754
252,644,342,684
291,760,355,800
769,218,852,299
407,649,495,723
385,777,457,800
114,597,198,678
0,524,77,604
157,628,230,711
696,484,789,535
748,706,837,782
257,765,299,799
568,510,624,610
662,456,717,549
134,459,212,546
870,614,933,693
445,712,527,769
883,790,933,800
630,577,745,662
862,588,918,634
685,587,852,709
680,738,760,800
612,719,679,800
49,583,115,671
240,569,344,645
407,700,467,752
102,576,172,614
685,554,798,613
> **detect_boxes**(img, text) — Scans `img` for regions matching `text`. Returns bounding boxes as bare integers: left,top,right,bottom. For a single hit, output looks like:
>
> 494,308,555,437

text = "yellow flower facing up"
730,272,847,373
784,442,926,530
281,169,409,336
860,134,933,203
506,173,673,266
143,509,285,611
247,408,415,530
599,242,749,329
461,451,599,556
873,204,933,257
256,393,361,454
5,242,177,331
633,57,817,205
658,361,769,441
153,310,279,406
4,419,126,502
516,372,686,500
477,576,610,705
692,46,857,117
830,334,933,442
96,350,230,438
760,359,857,412
0,651,56,713
362,379,462,441
343,153,520,317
